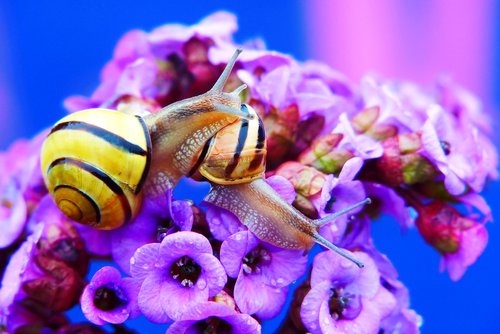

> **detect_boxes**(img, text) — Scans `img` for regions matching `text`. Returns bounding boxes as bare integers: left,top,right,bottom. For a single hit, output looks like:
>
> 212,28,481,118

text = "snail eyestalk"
213,102,254,120
314,198,372,228
210,48,243,93
231,83,248,96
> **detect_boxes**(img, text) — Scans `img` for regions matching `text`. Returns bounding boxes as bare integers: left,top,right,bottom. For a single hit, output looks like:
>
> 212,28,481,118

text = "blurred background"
1,0,498,332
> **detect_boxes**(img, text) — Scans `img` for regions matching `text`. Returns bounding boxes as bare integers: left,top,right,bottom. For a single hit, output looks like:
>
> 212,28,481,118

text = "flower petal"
159,231,212,265
194,253,227,296
130,243,162,281
220,231,258,278
138,273,174,324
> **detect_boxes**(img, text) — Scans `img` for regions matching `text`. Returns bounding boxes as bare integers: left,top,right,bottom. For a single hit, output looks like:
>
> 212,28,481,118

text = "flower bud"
37,220,89,276
298,133,353,174
292,114,325,156
275,162,327,218
351,106,397,140
416,201,474,254
375,135,437,186
263,105,299,168
27,253,84,312
351,106,380,133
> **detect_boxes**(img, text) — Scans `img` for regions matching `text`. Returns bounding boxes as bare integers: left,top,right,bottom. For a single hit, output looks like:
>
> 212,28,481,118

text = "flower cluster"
0,11,496,333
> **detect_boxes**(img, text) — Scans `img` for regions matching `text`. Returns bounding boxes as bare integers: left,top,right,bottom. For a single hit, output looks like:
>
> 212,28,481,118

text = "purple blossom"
420,109,497,195
301,251,396,334
331,113,384,160
363,182,414,231
0,229,41,331
81,266,140,325
166,301,261,334
0,179,27,248
0,132,47,248
130,231,226,322
111,189,193,273
439,221,488,281
414,199,489,281
64,12,240,112
220,230,307,319
312,157,367,243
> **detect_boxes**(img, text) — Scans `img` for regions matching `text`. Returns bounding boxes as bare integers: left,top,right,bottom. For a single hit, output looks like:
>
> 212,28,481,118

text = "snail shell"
40,108,151,229
190,104,267,185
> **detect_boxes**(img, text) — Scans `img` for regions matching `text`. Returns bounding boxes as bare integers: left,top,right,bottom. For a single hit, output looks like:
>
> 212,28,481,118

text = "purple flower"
300,251,396,334
0,132,47,248
420,111,497,195
220,230,307,319
111,189,193,273
81,266,140,325
130,231,226,322
0,179,27,248
412,198,489,281
64,11,240,113
166,301,261,334
379,278,422,334
363,182,414,231
0,227,49,332
205,203,246,242
331,113,384,160
439,221,488,281
312,157,367,243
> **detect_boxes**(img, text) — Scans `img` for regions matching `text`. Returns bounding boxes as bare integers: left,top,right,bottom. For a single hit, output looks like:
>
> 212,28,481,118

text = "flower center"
242,246,271,275
328,288,361,320
157,218,175,242
170,256,201,287
193,317,232,334
93,284,127,311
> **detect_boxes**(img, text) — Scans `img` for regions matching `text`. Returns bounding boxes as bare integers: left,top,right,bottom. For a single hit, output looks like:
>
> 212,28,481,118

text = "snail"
41,49,249,230
40,49,367,267
190,102,369,268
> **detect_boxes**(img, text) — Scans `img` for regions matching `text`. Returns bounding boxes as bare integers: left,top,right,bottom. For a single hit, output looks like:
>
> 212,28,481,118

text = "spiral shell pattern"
40,108,151,229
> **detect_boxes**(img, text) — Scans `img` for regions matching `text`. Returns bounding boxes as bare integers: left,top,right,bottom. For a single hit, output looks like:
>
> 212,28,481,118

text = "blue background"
1,1,499,333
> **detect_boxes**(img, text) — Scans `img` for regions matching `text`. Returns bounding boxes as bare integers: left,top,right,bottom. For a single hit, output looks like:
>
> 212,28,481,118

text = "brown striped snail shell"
189,103,266,185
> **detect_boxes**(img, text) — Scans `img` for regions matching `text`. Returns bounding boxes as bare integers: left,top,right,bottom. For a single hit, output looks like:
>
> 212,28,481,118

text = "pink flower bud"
416,201,471,254
263,105,299,168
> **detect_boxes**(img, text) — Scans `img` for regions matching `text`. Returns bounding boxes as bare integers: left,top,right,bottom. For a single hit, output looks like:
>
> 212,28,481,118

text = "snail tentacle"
313,198,372,228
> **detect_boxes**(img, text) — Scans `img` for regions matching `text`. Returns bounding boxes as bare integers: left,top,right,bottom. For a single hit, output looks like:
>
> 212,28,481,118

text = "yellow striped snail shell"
40,108,151,229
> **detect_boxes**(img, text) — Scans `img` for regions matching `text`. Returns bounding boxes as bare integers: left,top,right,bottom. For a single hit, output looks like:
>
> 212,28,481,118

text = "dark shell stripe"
53,184,101,224
135,115,152,194
188,136,214,178
49,121,147,156
248,116,266,171
47,157,132,224
224,119,250,177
